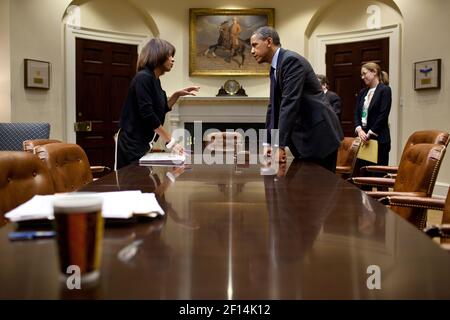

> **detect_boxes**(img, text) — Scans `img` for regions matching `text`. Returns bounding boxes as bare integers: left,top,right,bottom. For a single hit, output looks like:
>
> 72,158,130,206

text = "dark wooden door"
326,38,389,137
76,38,137,171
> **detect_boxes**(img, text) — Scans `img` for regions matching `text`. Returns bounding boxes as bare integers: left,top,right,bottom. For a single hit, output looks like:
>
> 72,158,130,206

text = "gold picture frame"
24,59,50,90
189,8,275,76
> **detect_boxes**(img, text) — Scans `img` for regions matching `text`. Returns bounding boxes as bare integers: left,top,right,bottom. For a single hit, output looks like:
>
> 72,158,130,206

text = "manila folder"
357,140,378,163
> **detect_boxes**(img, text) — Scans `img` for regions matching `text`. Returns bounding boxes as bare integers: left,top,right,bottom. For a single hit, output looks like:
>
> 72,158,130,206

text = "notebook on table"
139,152,185,166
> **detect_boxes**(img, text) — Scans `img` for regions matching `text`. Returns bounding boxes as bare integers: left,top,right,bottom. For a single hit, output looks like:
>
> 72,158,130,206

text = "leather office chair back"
23,139,62,153
398,130,449,166
205,132,244,153
0,151,54,225
0,122,50,151
24,139,109,176
336,137,361,178
404,130,450,148
34,143,93,192
392,143,446,227
394,144,445,194
358,129,449,178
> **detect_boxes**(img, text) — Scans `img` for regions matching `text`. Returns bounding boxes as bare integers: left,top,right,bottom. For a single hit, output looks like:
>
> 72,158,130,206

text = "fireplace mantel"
176,96,269,105
168,96,269,132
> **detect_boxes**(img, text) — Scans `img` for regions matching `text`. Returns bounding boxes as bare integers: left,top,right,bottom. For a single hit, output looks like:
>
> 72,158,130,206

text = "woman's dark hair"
362,62,389,85
136,38,176,72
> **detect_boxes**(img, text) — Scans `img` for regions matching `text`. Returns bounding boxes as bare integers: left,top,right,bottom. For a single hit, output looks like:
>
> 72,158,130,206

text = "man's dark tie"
268,66,276,132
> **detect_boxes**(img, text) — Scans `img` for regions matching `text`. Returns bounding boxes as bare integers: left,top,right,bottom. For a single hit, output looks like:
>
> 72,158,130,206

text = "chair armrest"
361,165,399,175
423,224,450,239
380,195,445,211
336,165,351,174
349,177,395,188
367,191,427,200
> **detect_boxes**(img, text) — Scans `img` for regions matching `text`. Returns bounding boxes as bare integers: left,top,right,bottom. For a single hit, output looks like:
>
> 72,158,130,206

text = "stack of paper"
139,152,185,165
5,191,165,223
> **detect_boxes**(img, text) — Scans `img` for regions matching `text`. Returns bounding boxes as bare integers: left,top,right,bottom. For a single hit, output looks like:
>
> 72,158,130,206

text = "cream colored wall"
0,0,11,121
79,0,153,35
7,0,450,189
310,0,401,35
394,0,450,191
119,0,330,97
308,0,450,192
9,0,329,137
10,0,72,139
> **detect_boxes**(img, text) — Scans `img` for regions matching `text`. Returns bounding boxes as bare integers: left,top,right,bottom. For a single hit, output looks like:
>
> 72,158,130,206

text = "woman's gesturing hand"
178,86,200,97
171,143,184,155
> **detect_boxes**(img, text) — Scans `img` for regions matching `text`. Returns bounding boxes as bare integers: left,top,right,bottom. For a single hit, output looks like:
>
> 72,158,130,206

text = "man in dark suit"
250,26,343,172
317,74,342,119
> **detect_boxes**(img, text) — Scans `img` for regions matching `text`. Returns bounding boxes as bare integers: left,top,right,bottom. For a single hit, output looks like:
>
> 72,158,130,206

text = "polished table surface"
1,160,450,299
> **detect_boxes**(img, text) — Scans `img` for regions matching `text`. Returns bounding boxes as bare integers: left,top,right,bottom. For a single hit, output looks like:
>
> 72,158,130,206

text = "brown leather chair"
24,139,109,174
0,151,54,225
351,144,446,228
360,130,449,179
34,143,93,192
336,137,361,179
351,130,449,192
23,139,62,153
381,188,450,249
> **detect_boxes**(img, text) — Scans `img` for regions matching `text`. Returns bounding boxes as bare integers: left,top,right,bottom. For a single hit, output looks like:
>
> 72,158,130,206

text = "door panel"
110,76,131,122
334,74,354,134
326,38,389,137
76,38,137,172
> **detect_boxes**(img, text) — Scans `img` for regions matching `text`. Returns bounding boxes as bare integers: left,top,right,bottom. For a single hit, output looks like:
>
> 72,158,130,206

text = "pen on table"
8,231,56,241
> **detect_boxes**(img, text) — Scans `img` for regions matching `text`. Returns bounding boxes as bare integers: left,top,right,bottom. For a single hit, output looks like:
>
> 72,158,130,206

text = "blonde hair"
362,62,389,85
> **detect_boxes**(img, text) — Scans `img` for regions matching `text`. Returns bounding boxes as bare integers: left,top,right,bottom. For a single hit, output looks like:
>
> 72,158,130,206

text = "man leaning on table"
250,26,343,172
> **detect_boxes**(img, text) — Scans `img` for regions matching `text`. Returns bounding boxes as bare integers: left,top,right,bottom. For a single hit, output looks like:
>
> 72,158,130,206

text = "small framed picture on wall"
24,59,50,90
414,59,441,90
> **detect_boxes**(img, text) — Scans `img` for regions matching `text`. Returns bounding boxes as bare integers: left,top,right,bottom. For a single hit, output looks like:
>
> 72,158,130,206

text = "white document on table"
5,191,165,223
139,152,185,165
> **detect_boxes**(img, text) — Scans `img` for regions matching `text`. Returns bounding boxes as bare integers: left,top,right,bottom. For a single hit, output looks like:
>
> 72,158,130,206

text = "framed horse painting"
189,8,275,76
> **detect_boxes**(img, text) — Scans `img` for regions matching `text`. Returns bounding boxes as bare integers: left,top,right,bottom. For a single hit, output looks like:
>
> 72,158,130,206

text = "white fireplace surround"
169,96,269,133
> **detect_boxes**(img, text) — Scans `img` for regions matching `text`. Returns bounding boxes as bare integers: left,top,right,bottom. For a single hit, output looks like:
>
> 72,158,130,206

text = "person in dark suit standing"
116,38,200,170
250,26,343,172
317,74,342,119
354,62,391,167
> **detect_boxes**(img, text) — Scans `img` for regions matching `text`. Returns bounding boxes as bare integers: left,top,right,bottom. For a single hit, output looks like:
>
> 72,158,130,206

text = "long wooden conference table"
1,160,450,299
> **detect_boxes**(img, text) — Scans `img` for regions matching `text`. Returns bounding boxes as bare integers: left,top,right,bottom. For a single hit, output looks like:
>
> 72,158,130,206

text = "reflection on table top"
1,160,450,299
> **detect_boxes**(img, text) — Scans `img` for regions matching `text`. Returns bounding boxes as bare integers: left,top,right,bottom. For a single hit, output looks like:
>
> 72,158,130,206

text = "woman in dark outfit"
354,62,391,172
116,38,199,170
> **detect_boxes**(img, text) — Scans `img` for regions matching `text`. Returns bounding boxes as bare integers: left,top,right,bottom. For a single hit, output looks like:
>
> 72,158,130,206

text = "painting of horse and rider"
189,8,275,76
